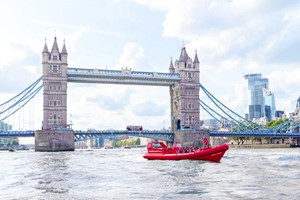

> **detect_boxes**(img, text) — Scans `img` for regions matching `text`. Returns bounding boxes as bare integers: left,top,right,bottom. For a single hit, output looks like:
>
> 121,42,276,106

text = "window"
49,112,53,124
185,116,195,125
53,55,58,60
49,83,62,91
186,72,194,79
49,65,60,73
53,113,57,124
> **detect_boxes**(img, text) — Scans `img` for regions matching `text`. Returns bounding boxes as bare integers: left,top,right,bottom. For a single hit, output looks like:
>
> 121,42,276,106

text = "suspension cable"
0,85,42,121
200,84,258,130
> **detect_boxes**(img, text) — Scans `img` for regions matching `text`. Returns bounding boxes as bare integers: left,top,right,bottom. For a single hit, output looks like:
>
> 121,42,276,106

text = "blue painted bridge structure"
1,129,300,143
0,130,174,142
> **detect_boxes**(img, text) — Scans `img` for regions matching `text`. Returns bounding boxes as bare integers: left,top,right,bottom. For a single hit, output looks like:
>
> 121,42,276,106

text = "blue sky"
0,0,300,132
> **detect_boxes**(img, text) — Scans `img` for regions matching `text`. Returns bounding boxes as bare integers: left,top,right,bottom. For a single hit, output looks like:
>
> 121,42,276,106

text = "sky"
0,0,300,135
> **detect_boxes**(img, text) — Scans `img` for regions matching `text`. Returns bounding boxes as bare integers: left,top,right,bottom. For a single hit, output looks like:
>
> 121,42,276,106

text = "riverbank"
229,144,291,148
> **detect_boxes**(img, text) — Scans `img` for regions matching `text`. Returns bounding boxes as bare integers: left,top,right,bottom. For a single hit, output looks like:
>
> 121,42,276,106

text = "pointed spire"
193,50,199,63
178,46,190,62
61,39,68,55
42,37,49,53
169,57,175,72
51,37,60,53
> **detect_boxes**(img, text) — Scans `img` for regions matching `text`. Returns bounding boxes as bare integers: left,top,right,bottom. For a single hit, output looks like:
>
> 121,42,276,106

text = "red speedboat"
143,142,229,162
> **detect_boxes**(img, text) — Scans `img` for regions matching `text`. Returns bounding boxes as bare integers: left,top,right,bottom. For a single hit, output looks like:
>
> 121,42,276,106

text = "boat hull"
143,144,229,162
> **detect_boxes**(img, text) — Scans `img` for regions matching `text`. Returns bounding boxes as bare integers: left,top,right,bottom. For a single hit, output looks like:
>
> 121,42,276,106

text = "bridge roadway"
0,130,174,142
1,130,300,141
210,131,300,138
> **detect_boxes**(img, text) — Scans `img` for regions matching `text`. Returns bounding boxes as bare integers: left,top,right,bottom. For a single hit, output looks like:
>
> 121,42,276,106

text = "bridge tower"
35,37,74,151
170,46,208,146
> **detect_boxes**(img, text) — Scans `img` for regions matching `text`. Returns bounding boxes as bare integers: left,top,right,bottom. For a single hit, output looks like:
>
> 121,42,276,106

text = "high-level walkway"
67,68,181,86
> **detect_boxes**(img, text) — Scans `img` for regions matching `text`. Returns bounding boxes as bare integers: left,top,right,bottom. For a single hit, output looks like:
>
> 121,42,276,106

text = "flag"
263,88,272,96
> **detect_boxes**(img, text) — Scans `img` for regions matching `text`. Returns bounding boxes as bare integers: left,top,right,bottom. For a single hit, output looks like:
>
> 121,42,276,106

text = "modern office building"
243,73,276,121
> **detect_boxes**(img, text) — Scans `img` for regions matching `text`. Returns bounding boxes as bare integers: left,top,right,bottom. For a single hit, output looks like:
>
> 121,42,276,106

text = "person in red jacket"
202,137,209,148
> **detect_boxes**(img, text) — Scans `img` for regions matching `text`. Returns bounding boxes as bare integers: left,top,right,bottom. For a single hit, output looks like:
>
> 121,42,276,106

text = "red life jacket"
202,137,208,145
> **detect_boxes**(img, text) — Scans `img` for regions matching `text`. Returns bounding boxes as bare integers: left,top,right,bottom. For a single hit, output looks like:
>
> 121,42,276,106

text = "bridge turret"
50,37,60,55
61,40,68,63
169,57,175,73
193,50,200,70
175,46,193,72
42,39,49,63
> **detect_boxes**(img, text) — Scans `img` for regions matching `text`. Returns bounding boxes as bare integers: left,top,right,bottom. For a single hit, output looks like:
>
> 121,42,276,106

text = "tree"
135,138,141,145
266,119,288,128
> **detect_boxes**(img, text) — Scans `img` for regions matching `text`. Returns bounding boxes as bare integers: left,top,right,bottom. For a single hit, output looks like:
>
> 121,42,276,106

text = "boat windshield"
152,143,162,148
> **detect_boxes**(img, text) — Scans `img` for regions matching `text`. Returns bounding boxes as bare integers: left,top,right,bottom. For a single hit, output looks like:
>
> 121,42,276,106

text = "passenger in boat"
183,148,188,153
173,141,179,148
173,141,181,148
202,137,209,148
189,146,194,153
177,148,183,154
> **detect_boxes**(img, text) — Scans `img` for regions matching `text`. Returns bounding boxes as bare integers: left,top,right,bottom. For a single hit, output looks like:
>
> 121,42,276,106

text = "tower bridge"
35,37,205,151
1,37,300,151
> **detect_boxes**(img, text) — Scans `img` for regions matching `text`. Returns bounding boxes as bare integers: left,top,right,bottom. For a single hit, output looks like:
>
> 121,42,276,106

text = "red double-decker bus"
126,125,143,131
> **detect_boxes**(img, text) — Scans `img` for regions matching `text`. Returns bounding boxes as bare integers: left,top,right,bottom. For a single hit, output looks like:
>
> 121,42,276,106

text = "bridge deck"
210,131,300,137
1,130,300,140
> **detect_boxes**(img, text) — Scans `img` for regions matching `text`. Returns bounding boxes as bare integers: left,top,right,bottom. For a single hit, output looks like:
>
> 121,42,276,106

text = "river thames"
1,147,300,200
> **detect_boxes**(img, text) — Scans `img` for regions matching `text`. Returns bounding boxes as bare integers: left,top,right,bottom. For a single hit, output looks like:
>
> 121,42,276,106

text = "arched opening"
176,119,181,130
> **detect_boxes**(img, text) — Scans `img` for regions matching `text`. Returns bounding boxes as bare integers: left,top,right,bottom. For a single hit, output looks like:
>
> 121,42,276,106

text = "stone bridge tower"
169,46,208,146
35,37,74,152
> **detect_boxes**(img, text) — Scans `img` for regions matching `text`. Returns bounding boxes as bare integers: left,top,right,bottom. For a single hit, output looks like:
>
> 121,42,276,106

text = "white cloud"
116,42,151,71
135,0,300,116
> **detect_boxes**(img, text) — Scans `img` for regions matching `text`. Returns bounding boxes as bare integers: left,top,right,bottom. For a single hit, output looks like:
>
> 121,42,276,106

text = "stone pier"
173,129,209,147
35,130,75,152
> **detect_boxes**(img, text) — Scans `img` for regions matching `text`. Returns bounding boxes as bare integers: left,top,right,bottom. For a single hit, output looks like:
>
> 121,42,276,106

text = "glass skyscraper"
243,73,276,121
